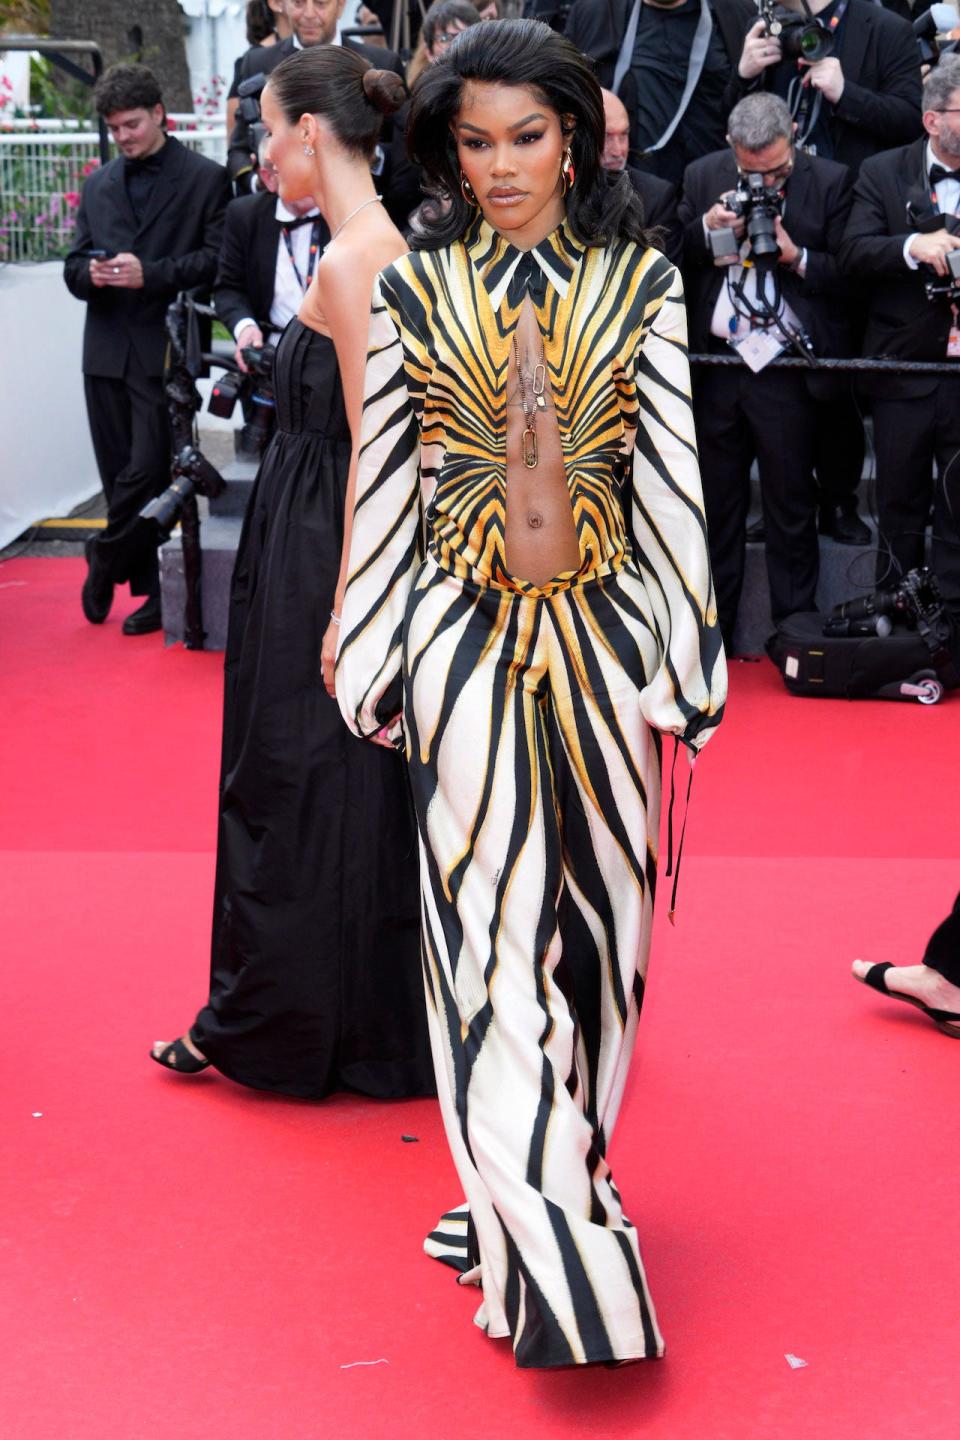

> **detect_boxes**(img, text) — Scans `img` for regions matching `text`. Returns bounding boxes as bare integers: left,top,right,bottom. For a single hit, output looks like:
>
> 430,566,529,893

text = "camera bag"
767,611,960,704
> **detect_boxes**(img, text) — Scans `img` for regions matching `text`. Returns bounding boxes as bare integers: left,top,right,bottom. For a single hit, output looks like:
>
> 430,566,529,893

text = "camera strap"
787,0,851,150
280,217,323,294
611,0,715,153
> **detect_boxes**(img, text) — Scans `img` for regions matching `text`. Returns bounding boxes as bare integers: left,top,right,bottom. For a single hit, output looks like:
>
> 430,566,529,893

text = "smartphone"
80,248,116,260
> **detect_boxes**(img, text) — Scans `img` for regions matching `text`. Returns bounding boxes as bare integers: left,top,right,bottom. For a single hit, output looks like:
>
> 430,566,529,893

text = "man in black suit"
732,0,921,174
64,65,230,635
568,0,755,188
601,87,682,264
215,143,328,362
679,92,853,649
228,0,420,222
839,55,960,604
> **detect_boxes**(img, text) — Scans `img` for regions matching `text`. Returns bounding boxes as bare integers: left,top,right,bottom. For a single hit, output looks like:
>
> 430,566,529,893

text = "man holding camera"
734,0,921,171
679,92,853,650
216,145,327,372
840,55,960,605
64,64,230,635
228,0,417,221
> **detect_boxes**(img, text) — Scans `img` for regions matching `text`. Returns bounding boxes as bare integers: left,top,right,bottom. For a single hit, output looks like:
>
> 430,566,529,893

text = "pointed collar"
464,213,587,310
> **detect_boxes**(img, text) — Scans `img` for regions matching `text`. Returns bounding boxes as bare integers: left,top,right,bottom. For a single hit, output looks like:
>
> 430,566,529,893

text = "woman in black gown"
151,47,434,1099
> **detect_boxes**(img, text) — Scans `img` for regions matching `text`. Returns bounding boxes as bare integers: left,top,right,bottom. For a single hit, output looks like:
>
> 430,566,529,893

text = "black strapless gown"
192,319,434,1099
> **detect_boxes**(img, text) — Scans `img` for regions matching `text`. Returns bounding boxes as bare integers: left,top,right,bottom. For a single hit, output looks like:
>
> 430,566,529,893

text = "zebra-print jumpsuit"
337,215,727,1368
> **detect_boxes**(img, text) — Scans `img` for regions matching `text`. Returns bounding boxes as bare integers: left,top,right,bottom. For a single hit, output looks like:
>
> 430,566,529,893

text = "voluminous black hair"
267,45,406,162
94,64,164,119
406,18,649,251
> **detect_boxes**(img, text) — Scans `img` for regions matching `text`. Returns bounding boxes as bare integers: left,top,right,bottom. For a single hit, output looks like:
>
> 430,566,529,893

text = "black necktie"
930,164,960,186
506,250,548,308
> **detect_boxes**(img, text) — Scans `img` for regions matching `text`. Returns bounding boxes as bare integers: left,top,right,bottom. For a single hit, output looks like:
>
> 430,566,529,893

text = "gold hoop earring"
460,171,477,206
560,148,575,196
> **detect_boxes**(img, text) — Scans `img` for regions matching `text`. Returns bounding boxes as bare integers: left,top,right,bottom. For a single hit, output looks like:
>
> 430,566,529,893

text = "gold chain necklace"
512,336,547,469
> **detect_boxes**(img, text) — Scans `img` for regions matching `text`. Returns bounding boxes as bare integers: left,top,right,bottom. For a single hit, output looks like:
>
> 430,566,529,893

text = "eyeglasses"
736,154,795,186
434,29,465,45
935,109,960,115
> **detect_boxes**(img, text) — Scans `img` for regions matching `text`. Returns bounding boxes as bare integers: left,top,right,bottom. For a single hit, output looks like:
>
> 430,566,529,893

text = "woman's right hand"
321,617,339,698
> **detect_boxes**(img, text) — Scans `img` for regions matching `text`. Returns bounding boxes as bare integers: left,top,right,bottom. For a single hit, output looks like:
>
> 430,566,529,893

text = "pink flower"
64,191,80,208
81,159,100,176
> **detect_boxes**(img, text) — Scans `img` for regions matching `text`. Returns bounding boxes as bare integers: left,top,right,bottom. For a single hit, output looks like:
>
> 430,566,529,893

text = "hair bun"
362,67,407,116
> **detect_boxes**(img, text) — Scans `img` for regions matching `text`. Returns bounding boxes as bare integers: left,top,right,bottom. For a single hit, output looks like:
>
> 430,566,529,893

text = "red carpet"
2,557,959,1440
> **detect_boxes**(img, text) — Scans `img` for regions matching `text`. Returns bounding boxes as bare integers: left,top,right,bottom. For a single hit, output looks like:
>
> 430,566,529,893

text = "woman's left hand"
321,617,339,698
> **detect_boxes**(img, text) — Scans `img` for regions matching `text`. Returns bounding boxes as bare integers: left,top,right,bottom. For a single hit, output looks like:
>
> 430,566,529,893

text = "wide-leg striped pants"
404,555,667,1368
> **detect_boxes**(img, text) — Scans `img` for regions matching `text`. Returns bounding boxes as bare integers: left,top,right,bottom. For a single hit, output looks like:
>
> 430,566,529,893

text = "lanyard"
280,218,323,293
611,0,715,153
787,0,851,150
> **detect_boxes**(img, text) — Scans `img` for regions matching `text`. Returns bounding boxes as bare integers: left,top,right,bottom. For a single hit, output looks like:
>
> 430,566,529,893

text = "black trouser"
83,351,171,597
871,378,960,604
815,381,865,513
924,892,960,988
693,360,818,650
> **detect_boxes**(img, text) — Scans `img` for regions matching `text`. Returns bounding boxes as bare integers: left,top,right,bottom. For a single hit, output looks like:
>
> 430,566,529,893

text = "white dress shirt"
233,198,322,342
903,141,960,271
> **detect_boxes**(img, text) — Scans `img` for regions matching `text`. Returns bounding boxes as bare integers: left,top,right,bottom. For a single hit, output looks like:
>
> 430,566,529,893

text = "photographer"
679,92,853,649
215,143,328,373
227,0,419,223
63,64,230,637
733,0,922,172
839,54,960,605
601,87,682,263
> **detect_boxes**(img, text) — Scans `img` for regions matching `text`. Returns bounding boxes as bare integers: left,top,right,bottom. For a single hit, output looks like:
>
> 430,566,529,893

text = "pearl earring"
303,144,315,157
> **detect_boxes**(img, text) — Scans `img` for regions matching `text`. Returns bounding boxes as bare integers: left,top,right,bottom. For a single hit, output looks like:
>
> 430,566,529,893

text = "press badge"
732,327,785,374
948,305,960,358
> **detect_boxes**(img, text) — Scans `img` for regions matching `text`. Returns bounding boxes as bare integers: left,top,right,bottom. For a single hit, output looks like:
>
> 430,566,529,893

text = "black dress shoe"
122,596,162,636
832,507,871,547
81,536,114,624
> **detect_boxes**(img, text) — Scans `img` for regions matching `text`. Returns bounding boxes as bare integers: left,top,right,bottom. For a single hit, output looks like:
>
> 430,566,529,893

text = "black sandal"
150,1036,211,1073
856,962,960,1038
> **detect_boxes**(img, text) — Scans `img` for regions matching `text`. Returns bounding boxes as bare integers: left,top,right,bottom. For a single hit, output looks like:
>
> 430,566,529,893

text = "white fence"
0,117,226,264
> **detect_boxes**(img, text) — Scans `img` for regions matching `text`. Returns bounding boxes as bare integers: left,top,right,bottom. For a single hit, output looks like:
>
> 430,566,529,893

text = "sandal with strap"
150,1036,211,1073
856,962,960,1039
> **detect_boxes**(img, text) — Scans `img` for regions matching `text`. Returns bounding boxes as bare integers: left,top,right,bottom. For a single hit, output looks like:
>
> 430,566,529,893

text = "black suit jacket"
227,36,419,223
729,0,922,176
678,147,854,384
839,137,960,398
213,190,331,335
63,137,231,378
625,165,682,266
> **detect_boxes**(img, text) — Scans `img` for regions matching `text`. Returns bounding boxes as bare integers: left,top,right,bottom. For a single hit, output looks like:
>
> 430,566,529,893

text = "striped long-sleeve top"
336,212,726,750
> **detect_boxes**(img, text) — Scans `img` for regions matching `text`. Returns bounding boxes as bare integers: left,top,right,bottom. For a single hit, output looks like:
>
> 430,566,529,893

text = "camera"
208,343,277,458
756,0,835,62
141,444,226,536
824,568,948,638
914,4,960,68
923,245,960,304
709,172,784,268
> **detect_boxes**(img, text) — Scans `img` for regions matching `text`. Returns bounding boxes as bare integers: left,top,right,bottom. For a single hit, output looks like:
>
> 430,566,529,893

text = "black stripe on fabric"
498,1219,576,1370
612,1229,659,1358
540,1197,615,1366
525,692,565,1194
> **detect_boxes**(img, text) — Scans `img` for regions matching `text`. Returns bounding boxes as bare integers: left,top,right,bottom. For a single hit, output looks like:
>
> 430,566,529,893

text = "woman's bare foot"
852,960,960,1033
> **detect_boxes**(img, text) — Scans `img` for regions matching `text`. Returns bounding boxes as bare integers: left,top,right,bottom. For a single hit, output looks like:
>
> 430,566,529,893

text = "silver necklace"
330,194,382,242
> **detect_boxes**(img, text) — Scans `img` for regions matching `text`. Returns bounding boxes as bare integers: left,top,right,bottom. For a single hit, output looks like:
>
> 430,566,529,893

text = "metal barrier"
0,122,226,263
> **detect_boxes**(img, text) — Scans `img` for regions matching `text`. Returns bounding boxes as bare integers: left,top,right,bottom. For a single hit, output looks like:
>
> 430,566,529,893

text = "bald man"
601,89,681,266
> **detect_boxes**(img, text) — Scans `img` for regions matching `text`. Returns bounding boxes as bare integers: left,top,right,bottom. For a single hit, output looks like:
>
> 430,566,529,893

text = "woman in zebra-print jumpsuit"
335,19,727,1368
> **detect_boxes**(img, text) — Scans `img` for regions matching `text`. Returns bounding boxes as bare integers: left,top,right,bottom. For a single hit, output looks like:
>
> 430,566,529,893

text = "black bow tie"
506,250,548,308
280,212,319,231
930,164,960,186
